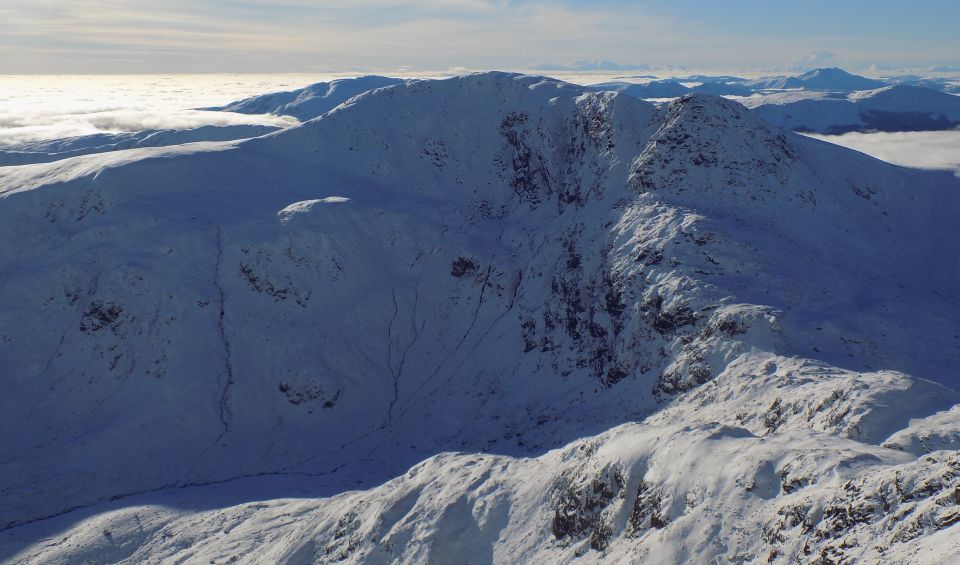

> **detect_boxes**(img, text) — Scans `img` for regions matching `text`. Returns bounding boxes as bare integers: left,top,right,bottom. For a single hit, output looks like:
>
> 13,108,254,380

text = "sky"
2,0,959,74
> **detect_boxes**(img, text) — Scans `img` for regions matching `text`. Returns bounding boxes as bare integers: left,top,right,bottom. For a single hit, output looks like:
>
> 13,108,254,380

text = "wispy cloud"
791,51,836,71
531,60,651,72
0,1,849,73
1,1,958,73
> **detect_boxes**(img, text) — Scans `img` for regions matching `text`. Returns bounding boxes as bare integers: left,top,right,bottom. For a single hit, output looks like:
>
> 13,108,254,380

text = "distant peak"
803,67,848,75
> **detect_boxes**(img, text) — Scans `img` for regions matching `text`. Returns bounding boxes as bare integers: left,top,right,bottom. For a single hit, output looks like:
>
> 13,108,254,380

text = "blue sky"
1,0,957,73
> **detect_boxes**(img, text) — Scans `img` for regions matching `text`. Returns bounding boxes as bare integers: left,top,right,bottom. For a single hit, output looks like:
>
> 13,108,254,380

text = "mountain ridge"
746,84,960,133
748,67,888,92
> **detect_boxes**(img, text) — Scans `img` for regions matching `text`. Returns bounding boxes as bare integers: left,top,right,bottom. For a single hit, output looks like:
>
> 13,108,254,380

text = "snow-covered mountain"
589,80,692,99
744,84,960,133
888,75,960,94
0,124,283,166
590,80,752,99
689,81,754,96
1,72,959,563
204,76,407,120
748,67,888,92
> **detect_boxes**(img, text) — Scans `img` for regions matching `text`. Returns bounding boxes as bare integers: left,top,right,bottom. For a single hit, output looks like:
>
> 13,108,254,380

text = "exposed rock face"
1,73,959,563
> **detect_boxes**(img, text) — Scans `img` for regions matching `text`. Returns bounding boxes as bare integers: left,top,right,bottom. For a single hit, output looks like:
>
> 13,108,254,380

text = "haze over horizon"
2,0,959,74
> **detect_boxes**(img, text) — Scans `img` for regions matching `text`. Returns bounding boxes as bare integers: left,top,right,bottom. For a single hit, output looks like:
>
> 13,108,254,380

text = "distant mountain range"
747,67,889,91
589,80,753,98
744,84,960,134
194,69,960,137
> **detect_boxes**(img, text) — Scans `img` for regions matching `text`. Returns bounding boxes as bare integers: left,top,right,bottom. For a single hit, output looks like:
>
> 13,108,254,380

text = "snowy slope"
5,355,959,564
590,80,691,99
0,124,284,166
745,84,960,133
689,81,754,96
1,72,959,563
889,75,960,93
204,76,407,120
591,80,753,99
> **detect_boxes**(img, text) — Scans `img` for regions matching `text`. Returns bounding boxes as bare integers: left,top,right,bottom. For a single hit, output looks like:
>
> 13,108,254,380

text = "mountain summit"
750,67,888,91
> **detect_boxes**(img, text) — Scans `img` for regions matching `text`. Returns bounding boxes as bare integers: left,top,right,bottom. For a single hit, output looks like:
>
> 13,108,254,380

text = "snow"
203,76,408,120
591,80,753,100
747,68,888,92
745,84,960,133
1,72,958,563
278,198,352,222
6,357,958,563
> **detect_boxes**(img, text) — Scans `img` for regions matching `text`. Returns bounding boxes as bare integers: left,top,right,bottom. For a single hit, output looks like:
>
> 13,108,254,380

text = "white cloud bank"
0,74,316,146
0,109,297,146
805,130,960,175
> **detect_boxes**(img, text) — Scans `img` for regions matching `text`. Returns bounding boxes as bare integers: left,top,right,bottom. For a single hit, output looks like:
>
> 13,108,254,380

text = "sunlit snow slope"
203,76,407,120
1,73,959,564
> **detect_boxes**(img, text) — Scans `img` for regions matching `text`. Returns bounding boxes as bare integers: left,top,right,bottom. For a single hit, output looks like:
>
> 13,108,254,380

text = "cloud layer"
0,74,314,146
805,130,960,175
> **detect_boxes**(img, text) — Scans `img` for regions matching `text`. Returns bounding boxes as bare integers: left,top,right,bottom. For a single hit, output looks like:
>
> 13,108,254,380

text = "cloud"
0,74,313,146
791,51,836,71
531,60,650,72
3,1,960,73
0,1,728,72
804,130,960,175
0,109,296,146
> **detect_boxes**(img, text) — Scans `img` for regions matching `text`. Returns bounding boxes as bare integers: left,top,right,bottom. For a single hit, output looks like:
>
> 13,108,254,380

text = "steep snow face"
748,68,888,92
1,73,959,562
0,124,284,166
205,76,407,120
746,84,960,133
